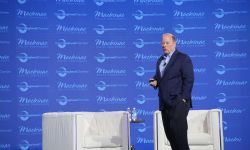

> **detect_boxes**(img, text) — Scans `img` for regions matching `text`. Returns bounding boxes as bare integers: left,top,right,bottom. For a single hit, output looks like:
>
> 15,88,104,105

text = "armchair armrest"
207,109,224,150
42,112,77,150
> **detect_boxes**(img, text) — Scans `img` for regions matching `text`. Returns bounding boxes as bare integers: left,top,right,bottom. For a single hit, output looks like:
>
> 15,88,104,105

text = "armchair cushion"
188,110,209,133
165,133,212,145
78,112,123,136
83,135,122,148
188,133,212,145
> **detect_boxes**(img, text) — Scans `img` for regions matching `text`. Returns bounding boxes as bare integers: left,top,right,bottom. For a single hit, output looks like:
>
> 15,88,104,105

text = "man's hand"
149,79,157,87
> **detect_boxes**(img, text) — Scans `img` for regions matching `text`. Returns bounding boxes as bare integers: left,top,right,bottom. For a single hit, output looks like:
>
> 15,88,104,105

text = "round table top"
130,118,144,123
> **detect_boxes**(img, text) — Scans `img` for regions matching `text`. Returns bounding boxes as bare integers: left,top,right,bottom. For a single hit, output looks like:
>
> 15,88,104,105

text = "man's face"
161,35,176,54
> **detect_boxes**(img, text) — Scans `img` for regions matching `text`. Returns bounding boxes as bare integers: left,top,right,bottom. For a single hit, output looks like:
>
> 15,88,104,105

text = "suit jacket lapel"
163,50,178,77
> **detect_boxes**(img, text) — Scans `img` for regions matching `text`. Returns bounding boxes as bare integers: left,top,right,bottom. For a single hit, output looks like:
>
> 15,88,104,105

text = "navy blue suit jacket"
154,50,194,109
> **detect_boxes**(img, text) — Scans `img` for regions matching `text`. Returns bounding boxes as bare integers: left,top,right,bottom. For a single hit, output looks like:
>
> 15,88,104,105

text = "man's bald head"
162,33,176,42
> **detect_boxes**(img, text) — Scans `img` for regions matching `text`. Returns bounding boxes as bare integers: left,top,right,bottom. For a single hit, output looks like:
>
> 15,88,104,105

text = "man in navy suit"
150,33,194,150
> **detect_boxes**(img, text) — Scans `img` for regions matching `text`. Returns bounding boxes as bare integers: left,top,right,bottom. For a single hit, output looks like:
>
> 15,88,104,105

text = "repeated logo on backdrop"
0,0,249,149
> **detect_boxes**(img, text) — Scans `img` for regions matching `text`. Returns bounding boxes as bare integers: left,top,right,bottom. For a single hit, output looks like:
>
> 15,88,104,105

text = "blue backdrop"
0,0,250,149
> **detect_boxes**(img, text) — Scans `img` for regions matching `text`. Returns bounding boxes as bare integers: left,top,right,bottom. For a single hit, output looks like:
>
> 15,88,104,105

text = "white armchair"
42,111,130,150
154,109,224,150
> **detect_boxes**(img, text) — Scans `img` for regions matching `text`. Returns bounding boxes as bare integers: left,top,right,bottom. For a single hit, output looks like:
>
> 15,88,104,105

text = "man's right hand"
149,79,157,87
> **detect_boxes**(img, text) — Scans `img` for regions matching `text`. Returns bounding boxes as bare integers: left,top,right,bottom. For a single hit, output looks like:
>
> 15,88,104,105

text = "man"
149,33,194,150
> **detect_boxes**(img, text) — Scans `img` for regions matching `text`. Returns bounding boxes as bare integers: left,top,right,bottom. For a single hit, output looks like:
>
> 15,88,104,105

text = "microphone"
163,62,166,66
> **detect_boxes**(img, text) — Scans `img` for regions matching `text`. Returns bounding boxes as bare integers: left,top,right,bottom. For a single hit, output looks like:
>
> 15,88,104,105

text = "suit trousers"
161,100,190,150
